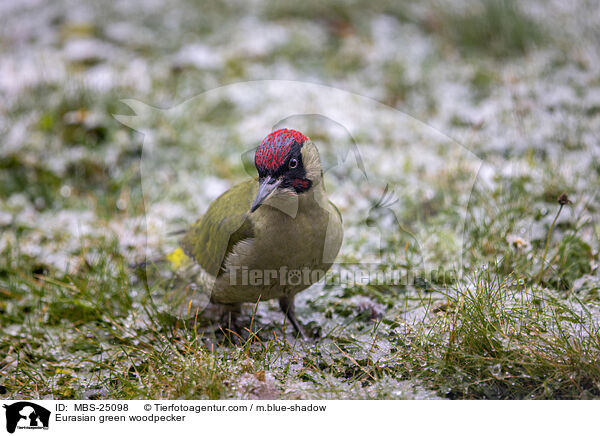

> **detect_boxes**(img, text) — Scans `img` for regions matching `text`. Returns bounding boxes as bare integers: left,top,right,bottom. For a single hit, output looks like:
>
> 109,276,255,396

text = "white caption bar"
0,400,595,436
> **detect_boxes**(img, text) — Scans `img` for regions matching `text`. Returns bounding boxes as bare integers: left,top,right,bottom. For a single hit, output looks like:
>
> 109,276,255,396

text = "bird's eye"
289,158,298,169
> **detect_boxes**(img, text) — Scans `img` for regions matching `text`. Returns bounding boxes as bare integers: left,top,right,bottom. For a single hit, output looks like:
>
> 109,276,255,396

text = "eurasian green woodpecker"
176,129,343,338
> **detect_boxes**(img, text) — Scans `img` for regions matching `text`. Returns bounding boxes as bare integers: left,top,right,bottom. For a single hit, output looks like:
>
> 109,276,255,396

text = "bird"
170,129,343,338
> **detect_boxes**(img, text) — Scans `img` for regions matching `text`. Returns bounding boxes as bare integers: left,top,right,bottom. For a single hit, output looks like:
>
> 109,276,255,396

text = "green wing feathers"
180,180,257,277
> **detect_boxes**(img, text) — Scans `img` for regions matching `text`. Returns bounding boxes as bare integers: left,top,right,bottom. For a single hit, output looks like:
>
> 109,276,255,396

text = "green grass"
2,166,599,399
1,0,599,400
428,0,546,58
3,244,599,399
401,268,600,399
2,122,598,399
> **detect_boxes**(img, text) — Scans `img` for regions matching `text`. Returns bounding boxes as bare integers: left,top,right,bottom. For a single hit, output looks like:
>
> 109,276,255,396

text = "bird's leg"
220,303,244,339
279,296,307,339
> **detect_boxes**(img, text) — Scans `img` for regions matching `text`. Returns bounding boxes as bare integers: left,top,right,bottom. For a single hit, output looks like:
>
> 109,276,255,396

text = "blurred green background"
1,0,599,399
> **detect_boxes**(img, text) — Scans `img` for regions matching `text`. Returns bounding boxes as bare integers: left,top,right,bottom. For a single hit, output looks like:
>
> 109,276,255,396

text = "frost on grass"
1,0,599,399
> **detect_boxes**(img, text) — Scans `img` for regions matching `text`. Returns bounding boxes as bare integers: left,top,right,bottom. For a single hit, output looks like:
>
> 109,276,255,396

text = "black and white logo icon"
3,402,50,434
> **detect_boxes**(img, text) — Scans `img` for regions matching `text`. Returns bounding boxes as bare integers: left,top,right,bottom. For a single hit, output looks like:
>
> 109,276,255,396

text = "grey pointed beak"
251,175,282,212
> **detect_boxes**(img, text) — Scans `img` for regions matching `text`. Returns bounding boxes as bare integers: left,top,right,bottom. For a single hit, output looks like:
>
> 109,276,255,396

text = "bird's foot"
279,297,308,340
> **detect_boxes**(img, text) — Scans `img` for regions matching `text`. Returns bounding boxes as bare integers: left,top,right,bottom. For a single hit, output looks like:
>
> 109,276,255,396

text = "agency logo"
2,402,50,434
